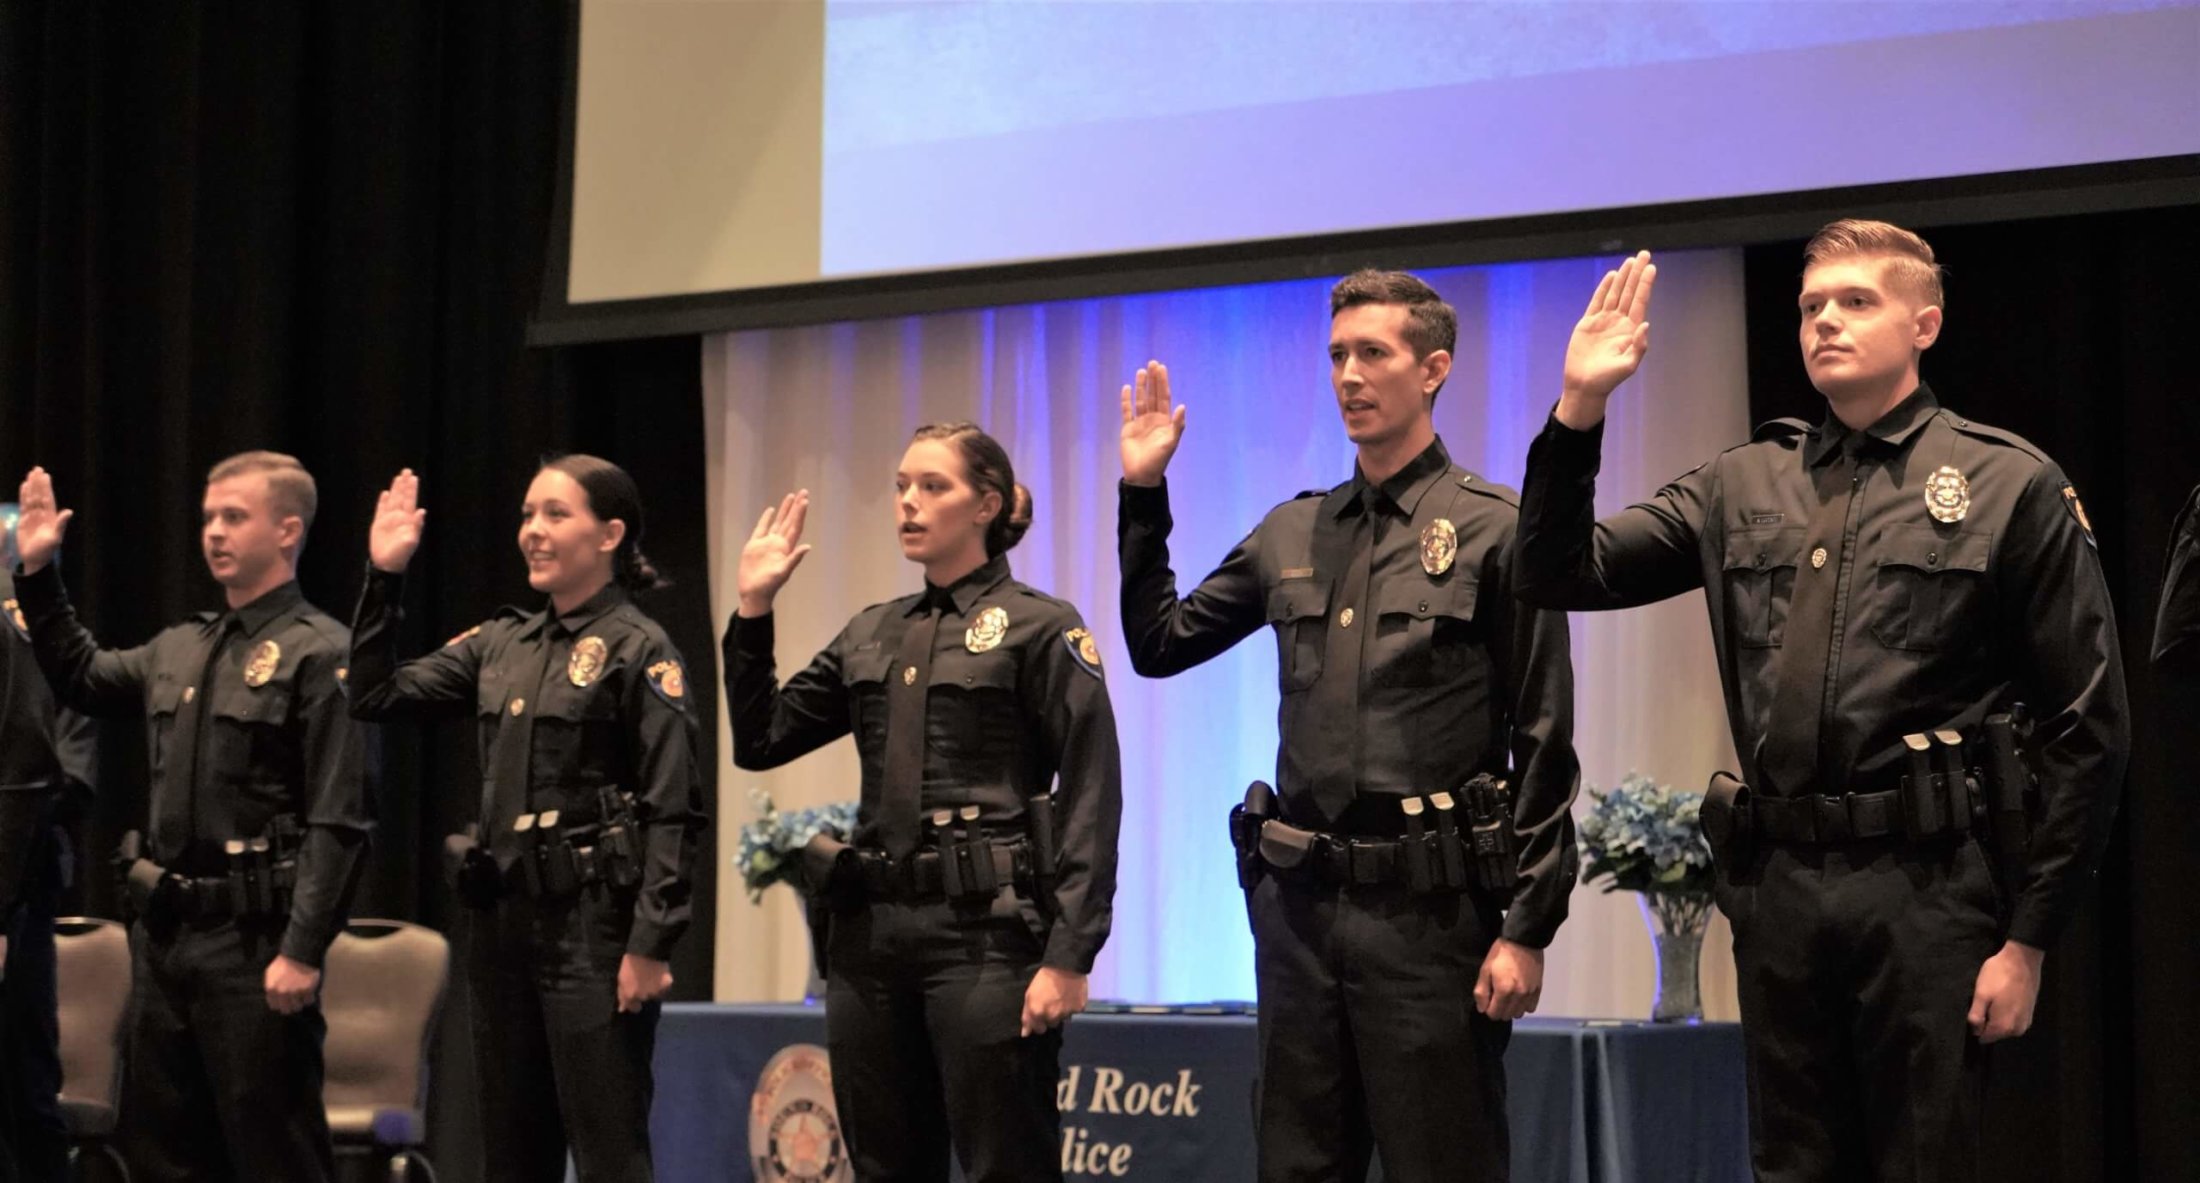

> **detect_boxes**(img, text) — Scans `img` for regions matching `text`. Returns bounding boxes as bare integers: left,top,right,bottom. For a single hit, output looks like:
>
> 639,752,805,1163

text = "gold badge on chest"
569,635,609,688
242,640,281,688
1420,518,1458,576
965,605,1009,653
1924,465,1970,524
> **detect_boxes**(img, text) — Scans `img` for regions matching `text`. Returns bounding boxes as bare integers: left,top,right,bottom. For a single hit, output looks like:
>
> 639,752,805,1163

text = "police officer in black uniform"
2154,485,2199,672
1116,271,1580,1183
12,454,371,1182
1514,226,2130,1182
349,457,703,1183
0,513,97,1183
724,423,1122,1183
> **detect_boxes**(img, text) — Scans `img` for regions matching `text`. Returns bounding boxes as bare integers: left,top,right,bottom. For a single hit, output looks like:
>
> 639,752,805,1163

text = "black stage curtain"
0,3,717,1175
1745,203,2200,1182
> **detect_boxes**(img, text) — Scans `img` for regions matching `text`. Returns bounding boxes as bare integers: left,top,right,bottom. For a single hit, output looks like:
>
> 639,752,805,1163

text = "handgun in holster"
1229,782,1277,890
1026,792,1060,918
1700,772,1757,872
114,829,177,923
1981,707,2037,913
443,825,501,910
1460,775,1518,894
593,787,645,891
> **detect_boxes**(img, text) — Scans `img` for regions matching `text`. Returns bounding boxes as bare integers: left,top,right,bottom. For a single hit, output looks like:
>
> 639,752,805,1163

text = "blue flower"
734,787,860,902
1579,771,1714,898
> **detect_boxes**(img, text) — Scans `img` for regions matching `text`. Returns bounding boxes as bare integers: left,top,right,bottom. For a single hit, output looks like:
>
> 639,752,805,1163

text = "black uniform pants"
466,885,659,1183
825,899,1062,1183
0,828,65,1183
1717,836,2002,1183
118,914,334,1182
1247,874,1511,1183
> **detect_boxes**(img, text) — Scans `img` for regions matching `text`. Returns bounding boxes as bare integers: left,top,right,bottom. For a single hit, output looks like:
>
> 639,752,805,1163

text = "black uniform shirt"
0,568,97,922
347,569,704,962
2152,485,2200,670
1117,436,1581,948
1515,385,2129,949
14,565,370,967
724,555,1124,975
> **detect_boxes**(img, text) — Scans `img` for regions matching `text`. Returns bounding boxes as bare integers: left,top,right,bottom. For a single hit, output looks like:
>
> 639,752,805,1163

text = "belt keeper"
224,839,253,915
512,813,544,897
1399,798,1434,893
1901,733,1943,841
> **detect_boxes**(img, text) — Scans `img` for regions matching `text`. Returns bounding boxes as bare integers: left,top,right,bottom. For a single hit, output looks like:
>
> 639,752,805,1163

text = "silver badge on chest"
1420,518,1458,576
1924,465,1970,524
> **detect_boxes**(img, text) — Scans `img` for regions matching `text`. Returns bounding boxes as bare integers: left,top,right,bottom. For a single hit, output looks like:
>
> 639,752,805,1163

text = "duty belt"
1755,729,1981,846
851,840,1032,903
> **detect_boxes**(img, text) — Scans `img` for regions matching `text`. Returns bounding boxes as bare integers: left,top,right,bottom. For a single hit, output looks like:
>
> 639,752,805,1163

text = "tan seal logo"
1420,518,1458,576
964,605,1009,654
1924,466,1970,524
242,640,281,688
569,636,609,688
749,1043,849,1183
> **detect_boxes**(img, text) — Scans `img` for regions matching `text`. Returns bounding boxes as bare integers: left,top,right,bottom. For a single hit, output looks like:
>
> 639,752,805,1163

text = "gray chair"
54,916,131,1182
322,919,449,1183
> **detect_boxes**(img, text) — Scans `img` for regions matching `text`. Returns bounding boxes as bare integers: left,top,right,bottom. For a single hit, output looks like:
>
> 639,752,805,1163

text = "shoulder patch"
1062,628,1103,680
2061,483,2097,547
3,598,26,641
646,658,689,707
1751,417,1812,442
445,624,484,648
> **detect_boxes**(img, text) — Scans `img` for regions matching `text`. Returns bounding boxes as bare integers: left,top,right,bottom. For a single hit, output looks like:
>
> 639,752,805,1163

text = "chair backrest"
53,917,131,1111
320,919,450,1116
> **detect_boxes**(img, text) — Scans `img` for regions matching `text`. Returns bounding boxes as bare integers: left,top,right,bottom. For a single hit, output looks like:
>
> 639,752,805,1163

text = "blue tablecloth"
651,1003,1749,1182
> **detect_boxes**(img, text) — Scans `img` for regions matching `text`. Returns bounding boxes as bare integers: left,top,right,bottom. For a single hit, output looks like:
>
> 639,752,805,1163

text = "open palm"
1119,360,1186,486
1563,251,1657,403
13,468,74,573
370,469,428,573
738,491,812,608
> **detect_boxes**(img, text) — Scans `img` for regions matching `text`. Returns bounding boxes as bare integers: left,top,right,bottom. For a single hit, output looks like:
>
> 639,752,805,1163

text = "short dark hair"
538,454,669,593
1329,269,1458,360
909,422,1032,558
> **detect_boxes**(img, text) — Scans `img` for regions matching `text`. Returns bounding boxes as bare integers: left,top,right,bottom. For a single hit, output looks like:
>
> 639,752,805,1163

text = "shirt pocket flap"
843,645,894,687
1266,581,1330,624
1878,524,1991,574
1723,526,1807,572
931,649,1018,692
1376,577,1478,621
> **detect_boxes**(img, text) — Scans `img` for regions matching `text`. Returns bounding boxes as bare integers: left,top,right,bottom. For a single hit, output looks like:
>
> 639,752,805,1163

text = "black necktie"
879,598,943,859
155,620,230,860
1310,493,1378,824
1762,445,1858,797
485,631,554,865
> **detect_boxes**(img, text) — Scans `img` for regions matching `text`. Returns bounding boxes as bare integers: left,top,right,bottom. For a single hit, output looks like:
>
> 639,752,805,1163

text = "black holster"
1980,708,2037,913
444,826,501,909
1701,772,1758,873
1460,775,1518,894
1026,792,1060,921
1228,781,1276,890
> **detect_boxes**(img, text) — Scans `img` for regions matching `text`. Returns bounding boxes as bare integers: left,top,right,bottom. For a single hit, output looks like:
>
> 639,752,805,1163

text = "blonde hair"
207,450,318,539
1803,218,1945,309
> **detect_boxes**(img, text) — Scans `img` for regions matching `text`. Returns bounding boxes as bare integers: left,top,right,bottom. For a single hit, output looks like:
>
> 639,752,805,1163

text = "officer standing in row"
1514,225,2130,1181
725,423,1122,1183
0,508,98,1183
1116,271,1580,1183
352,458,703,1183
11,454,372,1182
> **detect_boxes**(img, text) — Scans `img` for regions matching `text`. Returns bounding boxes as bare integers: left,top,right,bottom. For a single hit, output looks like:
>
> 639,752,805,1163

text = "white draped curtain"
702,248,1750,1021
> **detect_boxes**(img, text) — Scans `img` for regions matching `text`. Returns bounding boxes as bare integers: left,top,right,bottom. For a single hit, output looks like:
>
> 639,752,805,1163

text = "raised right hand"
1119,360,1187,487
13,468,74,574
1556,251,1657,430
369,469,428,573
737,491,812,616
